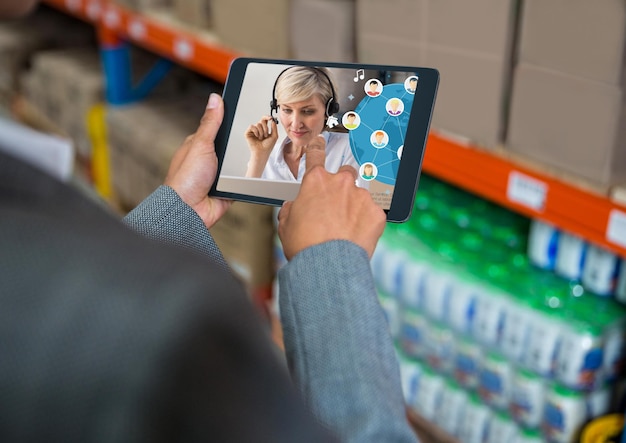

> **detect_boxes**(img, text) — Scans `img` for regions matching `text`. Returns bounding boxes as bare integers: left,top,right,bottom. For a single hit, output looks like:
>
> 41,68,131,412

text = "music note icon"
353,69,365,82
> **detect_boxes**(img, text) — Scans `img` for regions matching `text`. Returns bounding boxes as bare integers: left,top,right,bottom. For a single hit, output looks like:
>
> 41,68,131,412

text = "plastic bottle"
542,384,589,443
458,392,492,443
453,336,483,390
422,320,455,374
553,317,604,391
510,366,547,429
520,284,566,378
527,219,559,270
398,307,429,361
486,410,519,443
555,231,587,282
581,243,621,297
472,263,510,348
478,351,513,411
412,364,445,421
397,352,423,407
434,376,469,438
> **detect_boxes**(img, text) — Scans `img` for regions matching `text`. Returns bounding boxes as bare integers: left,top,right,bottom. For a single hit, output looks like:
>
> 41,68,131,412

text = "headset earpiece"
326,97,340,116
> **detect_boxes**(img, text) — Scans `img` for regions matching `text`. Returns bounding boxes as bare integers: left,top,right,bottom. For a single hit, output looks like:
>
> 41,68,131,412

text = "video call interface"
217,63,420,210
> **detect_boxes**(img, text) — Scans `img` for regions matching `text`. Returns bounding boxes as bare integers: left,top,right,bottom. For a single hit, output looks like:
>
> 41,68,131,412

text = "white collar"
0,117,74,181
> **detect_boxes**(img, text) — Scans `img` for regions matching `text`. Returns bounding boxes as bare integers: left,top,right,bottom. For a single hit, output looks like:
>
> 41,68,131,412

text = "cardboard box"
290,0,355,62
425,46,510,148
115,0,171,12
355,0,519,149
173,0,212,29
518,0,626,86
212,0,290,57
507,63,626,187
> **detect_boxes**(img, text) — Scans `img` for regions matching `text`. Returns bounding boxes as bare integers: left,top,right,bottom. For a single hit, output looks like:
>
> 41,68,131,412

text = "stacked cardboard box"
115,0,172,12
507,0,626,188
290,0,356,62
211,0,290,58
172,0,212,29
356,0,519,149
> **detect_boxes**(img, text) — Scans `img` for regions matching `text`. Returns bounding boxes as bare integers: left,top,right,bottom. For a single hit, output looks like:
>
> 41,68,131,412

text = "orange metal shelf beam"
423,133,626,257
41,0,626,258
42,0,240,83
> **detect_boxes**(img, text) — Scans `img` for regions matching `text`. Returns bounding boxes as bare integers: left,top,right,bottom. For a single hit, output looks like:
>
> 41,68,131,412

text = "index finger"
305,134,326,173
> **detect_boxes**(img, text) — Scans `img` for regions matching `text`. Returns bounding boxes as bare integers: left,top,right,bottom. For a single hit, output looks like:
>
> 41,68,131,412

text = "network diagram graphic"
344,77,417,186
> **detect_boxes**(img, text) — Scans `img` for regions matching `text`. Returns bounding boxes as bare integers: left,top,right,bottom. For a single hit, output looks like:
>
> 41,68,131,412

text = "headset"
270,66,340,125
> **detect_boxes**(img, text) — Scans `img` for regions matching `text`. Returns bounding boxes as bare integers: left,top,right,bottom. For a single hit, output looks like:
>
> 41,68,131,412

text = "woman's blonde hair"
275,66,337,109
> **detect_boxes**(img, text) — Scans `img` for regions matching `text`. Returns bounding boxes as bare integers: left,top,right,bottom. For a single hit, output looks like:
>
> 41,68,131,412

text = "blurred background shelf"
40,0,626,258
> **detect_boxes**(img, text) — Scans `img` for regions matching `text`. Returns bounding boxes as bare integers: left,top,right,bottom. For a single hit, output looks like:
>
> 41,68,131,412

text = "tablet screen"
212,58,438,222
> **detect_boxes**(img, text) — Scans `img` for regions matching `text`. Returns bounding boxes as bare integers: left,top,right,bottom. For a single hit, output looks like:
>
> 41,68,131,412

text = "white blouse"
261,132,367,188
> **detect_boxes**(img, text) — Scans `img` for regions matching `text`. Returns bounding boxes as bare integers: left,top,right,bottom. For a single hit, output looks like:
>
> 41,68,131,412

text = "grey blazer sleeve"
123,185,229,272
278,240,418,443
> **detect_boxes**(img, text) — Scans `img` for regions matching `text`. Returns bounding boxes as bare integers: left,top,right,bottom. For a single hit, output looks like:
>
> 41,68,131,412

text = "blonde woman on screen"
244,66,364,186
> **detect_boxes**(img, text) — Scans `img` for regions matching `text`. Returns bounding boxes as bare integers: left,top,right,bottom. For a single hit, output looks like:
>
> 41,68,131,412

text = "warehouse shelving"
42,0,626,258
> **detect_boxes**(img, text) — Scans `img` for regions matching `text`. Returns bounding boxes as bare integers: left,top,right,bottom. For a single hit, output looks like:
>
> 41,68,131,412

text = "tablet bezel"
210,57,439,223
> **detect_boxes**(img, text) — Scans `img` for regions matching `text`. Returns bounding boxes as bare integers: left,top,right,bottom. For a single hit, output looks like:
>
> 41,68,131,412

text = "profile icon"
360,162,377,181
397,145,403,159
405,76,418,94
386,98,404,116
370,130,388,149
365,79,382,97
342,111,361,130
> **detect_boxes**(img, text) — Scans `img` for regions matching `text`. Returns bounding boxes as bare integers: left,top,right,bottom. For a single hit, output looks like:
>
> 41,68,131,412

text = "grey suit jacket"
1,149,416,442
126,186,417,443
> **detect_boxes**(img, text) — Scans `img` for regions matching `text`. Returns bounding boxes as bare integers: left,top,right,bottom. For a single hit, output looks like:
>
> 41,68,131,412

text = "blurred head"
275,66,337,145
375,131,384,142
364,164,373,176
346,112,356,123
0,0,39,18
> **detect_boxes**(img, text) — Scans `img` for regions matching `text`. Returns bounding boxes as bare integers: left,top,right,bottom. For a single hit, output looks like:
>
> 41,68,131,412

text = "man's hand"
164,93,232,229
277,135,386,260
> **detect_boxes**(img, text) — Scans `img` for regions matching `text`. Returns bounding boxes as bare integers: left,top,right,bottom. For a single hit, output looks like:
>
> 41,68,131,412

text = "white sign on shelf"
65,0,81,11
86,1,102,20
103,7,120,28
607,209,626,249
507,170,548,211
173,38,194,61
128,19,147,40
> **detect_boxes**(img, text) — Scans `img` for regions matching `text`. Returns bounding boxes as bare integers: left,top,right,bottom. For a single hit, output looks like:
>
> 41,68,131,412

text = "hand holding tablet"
210,58,439,222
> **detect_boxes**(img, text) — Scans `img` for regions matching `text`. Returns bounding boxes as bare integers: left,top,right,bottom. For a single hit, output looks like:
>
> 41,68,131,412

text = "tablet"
210,57,439,222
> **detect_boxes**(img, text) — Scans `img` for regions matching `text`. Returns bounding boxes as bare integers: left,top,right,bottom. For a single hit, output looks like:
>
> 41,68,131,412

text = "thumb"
193,93,224,150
